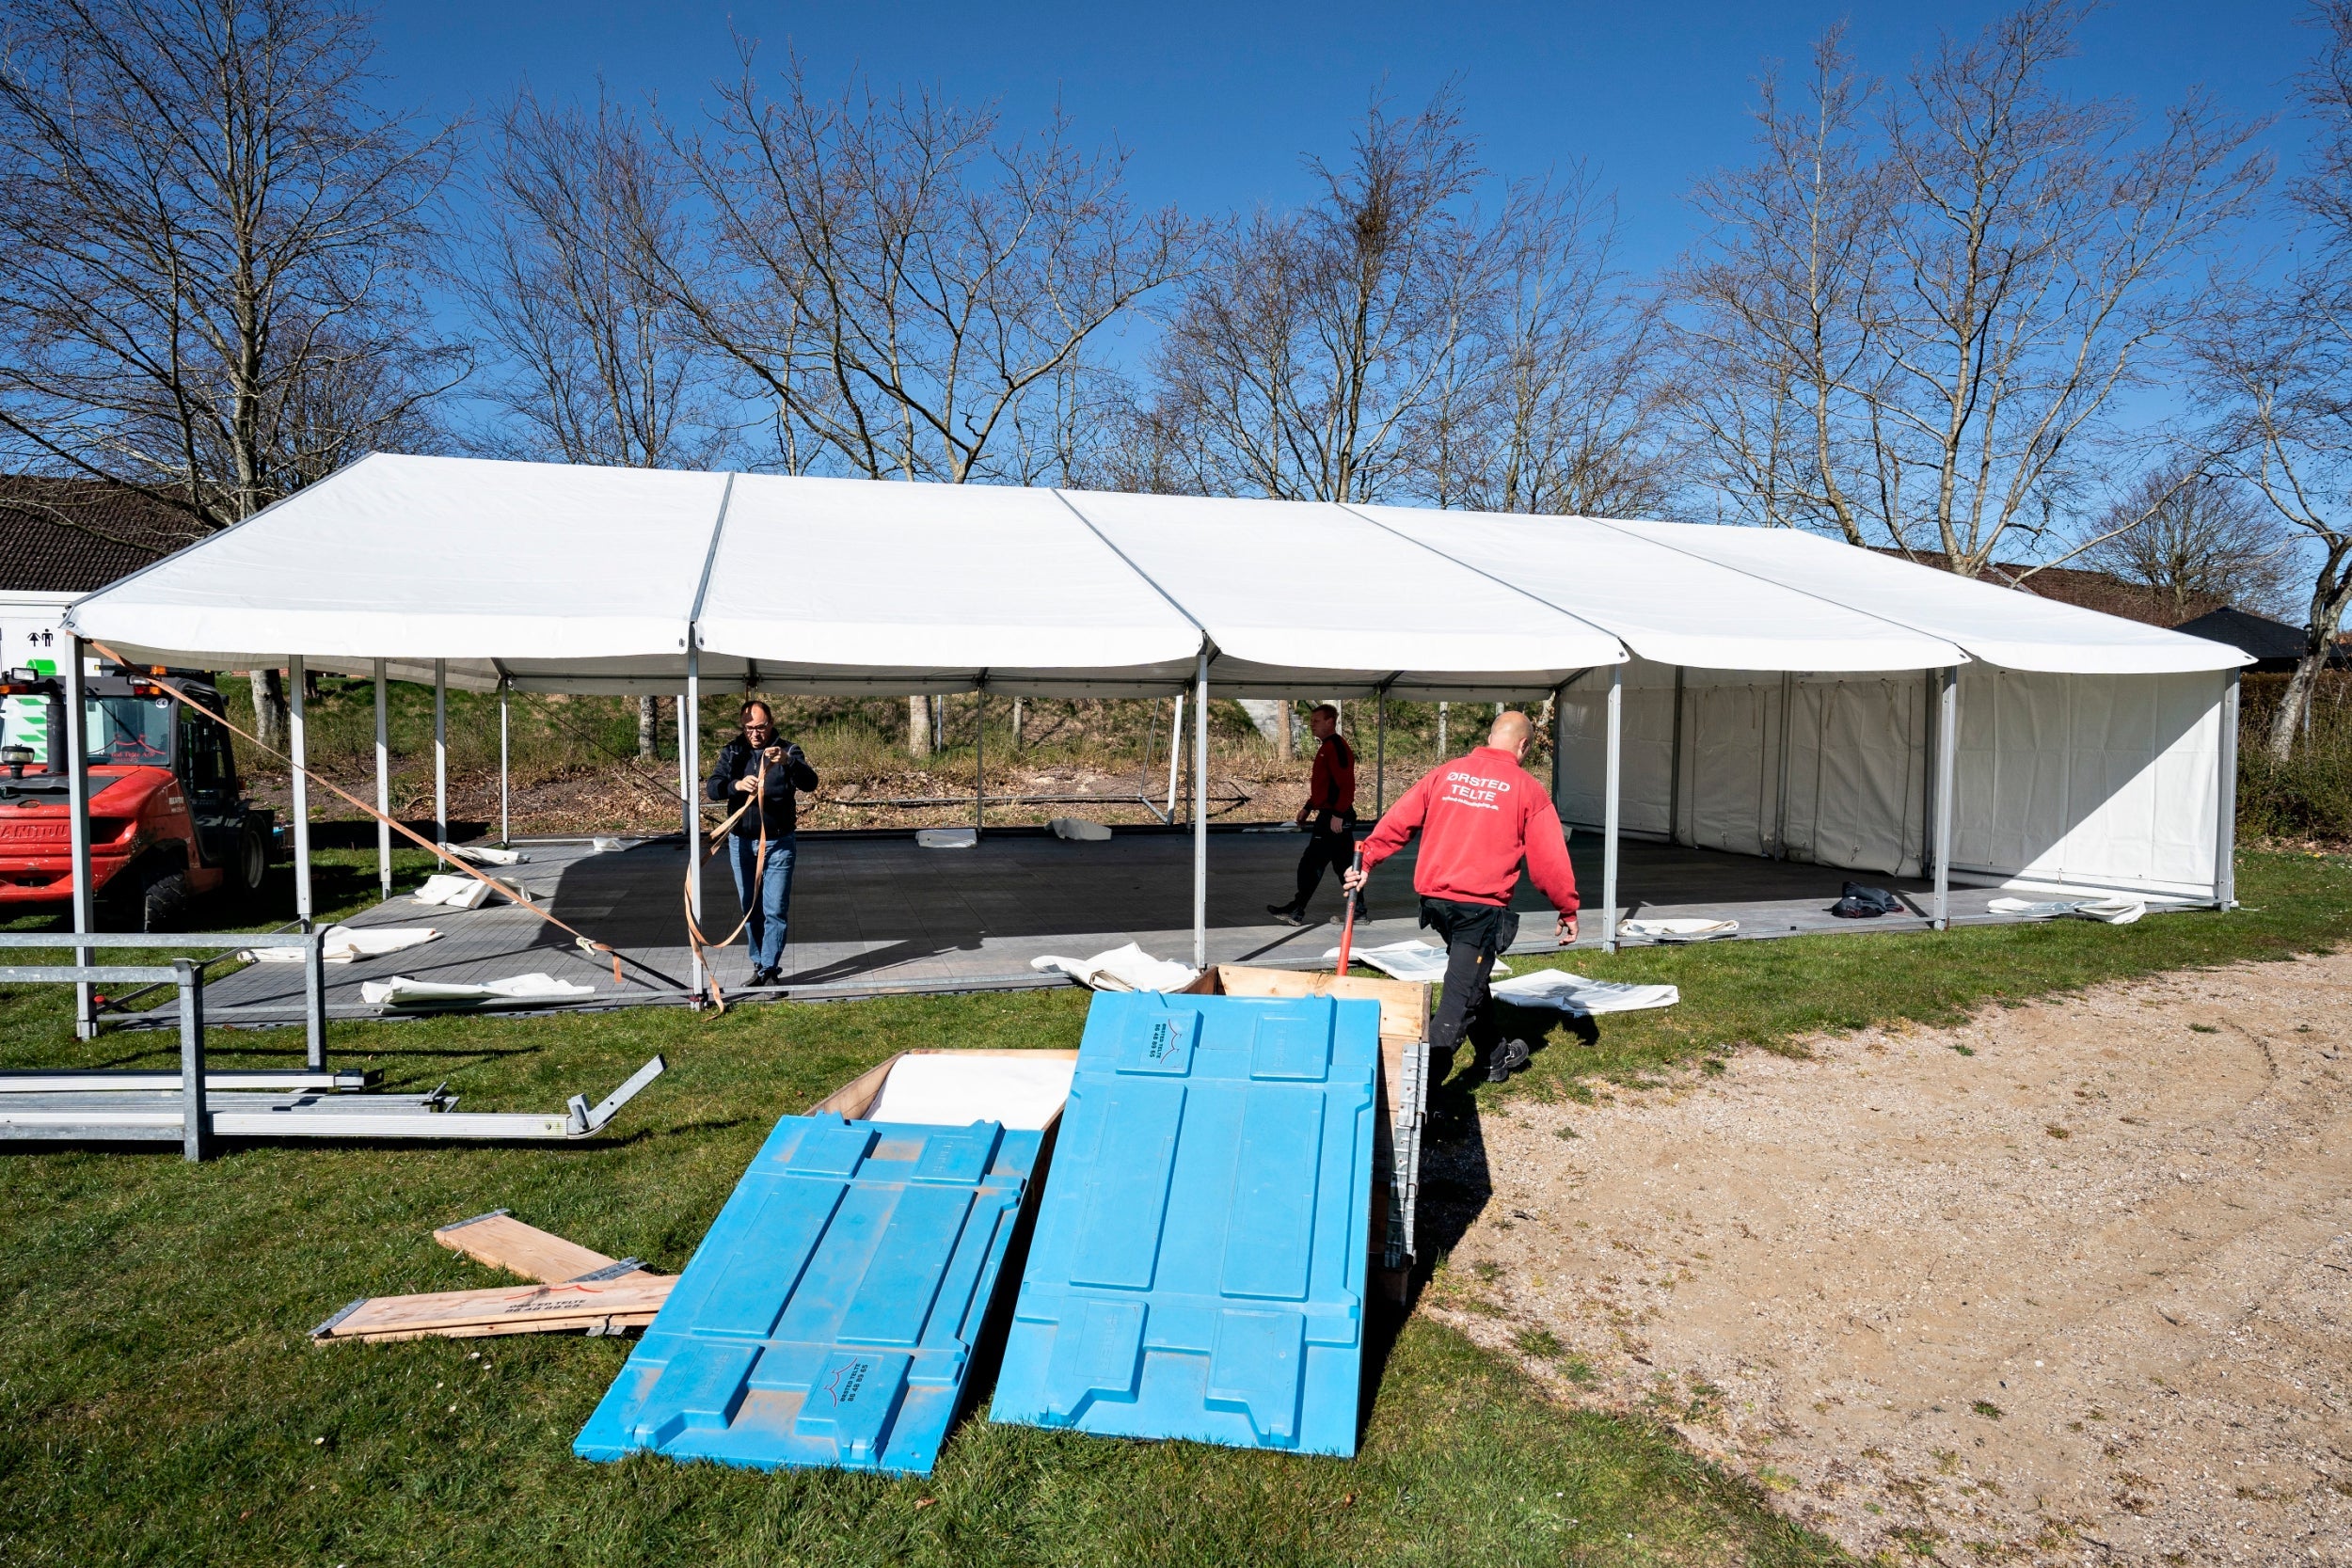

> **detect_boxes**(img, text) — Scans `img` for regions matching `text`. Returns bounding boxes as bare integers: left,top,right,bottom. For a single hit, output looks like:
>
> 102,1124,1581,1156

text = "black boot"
1485,1037,1532,1084
1265,902,1309,926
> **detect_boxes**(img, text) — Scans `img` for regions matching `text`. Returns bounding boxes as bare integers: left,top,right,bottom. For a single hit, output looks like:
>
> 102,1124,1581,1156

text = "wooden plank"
432,1211,623,1284
312,1275,676,1344
1206,964,1430,1043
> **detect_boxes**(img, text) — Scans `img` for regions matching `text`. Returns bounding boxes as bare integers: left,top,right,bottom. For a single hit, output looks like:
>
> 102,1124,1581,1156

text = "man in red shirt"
1344,710,1580,1083
1267,703,1361,926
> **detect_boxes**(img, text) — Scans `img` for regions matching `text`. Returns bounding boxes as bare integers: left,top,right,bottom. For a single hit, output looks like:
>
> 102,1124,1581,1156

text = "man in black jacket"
704,700,819,988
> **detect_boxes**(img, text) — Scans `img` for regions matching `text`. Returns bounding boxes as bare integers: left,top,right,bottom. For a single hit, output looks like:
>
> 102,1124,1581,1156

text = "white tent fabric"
694,475,1203,696
68,456,733,691
67,453,2247,686
1063,490,1623,696
55,452,2249,927
1358,507,1967,672
1602,518,2244,674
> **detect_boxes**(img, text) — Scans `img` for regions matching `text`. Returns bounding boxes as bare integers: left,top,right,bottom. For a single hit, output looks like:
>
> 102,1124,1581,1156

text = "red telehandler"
0,666,273,931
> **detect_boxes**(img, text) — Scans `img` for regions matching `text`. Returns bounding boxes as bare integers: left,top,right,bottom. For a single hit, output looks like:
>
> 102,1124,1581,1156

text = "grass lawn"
1,847,2345,1566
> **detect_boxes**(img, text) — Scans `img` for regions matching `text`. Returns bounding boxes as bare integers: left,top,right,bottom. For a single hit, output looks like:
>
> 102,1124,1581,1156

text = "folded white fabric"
411,873,495,910
1987,896,2074,917
591,836,626,852
917,827,978,848
242,925,442,965
1318,939,1510,984
1989,895,2146,925
440,842,524,865
360,972,595,1008
1619,917,1740,942
1029,942,1200,992
866,1053,1078,1131
1048,817,1112,842
1489,969,1680,1015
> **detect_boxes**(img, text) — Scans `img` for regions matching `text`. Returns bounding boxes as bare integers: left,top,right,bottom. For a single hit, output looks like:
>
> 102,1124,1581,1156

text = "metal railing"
0,927,327,1068
0,955,210,1159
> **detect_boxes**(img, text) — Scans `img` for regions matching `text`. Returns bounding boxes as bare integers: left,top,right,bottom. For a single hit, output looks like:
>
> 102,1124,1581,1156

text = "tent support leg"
1549,682,1569,816
373,660,391,900
65,638,93,1037
1931,665,1958,931
1375,691,1387,815
291,657,312,937
433,658,447,847
1603,664,1621,954
686,654,704,1001
2215,670,2239,909
499,683,510,846
1194,653,1209,971
1668,666,1685,845
1166,692,1184,818
975,689,985,837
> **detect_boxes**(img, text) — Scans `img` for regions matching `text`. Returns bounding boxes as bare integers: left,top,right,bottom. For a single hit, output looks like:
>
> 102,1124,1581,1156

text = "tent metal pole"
1773,671,1793,860
1438,700,1449,754
1194,652,1209,970
1931,665,1959,930
1603,664,1621,953
2215,670,2240,909
1667,666,1685,845
373,659,391,899
499,683,510,846
1166,692,1184,817
1549,682,1568,816
290,656,312,929
686,650,704,1000
432,658,447,847
1375,691,1386,815
975,689,985,836
64,638,93,1037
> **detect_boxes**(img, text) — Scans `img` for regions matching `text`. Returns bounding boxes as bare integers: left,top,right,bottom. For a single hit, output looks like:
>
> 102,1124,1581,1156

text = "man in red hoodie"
1344,709,1580,1083
1267,704,1359,926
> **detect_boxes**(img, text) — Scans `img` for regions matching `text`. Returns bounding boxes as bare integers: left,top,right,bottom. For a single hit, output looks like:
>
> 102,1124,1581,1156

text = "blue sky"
373,0,2323,283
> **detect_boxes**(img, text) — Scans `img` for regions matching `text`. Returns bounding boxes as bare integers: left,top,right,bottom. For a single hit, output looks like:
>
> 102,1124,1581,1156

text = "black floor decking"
133,826,2079,1027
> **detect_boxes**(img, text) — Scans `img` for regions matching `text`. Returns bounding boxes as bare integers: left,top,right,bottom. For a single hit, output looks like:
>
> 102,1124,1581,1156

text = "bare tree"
461,87,726,755
2194,0,2352,761
1137,87,1494,503
1132,87,1671,519
1677,5,2265,575
1676,28,1890,535
2075,464,2297,619
648,46,1197,752
1414,173,1679,516
0,0,461,744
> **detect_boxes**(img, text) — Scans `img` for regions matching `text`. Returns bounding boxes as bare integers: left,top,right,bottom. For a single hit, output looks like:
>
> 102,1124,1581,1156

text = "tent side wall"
1556,660,1931,878
1559,660,2233,899
1949,666,2229,900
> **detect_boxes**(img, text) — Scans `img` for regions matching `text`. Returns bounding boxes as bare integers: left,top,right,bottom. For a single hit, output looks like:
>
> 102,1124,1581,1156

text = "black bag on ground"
1829,881,1903,918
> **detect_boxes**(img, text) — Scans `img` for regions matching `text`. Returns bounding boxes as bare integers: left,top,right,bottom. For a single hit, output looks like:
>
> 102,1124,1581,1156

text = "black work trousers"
1421,896,1521,1060
1292,812,1357,910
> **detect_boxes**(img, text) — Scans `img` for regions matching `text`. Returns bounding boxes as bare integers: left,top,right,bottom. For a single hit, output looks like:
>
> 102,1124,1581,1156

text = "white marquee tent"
56,453,2249,1000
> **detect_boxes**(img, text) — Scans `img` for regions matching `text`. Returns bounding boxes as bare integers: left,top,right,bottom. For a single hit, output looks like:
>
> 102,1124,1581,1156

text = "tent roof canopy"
63,453,2249,693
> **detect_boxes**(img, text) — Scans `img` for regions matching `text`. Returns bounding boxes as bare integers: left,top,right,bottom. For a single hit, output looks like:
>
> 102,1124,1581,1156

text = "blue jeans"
727,831,796,973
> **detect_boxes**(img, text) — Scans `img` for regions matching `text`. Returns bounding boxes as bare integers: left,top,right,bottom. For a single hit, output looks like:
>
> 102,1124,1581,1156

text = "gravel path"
1424,951,2352,1565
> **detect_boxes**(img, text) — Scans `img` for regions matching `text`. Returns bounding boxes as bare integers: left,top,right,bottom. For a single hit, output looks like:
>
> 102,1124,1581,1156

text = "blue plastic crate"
989,991,1379,1457
575,1113,1041,1475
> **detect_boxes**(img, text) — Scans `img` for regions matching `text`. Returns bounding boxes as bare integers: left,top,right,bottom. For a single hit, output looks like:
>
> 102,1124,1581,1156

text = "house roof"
2170,605,2331,666
0,476,207,594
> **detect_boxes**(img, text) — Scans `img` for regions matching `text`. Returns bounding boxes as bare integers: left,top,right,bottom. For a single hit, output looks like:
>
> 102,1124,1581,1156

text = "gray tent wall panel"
1948,667,2227,899
1557,660,1924,877
1557,660,2224,895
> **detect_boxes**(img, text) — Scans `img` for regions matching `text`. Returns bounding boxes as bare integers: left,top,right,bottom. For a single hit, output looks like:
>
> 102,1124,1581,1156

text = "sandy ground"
1425,951,2352,1565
